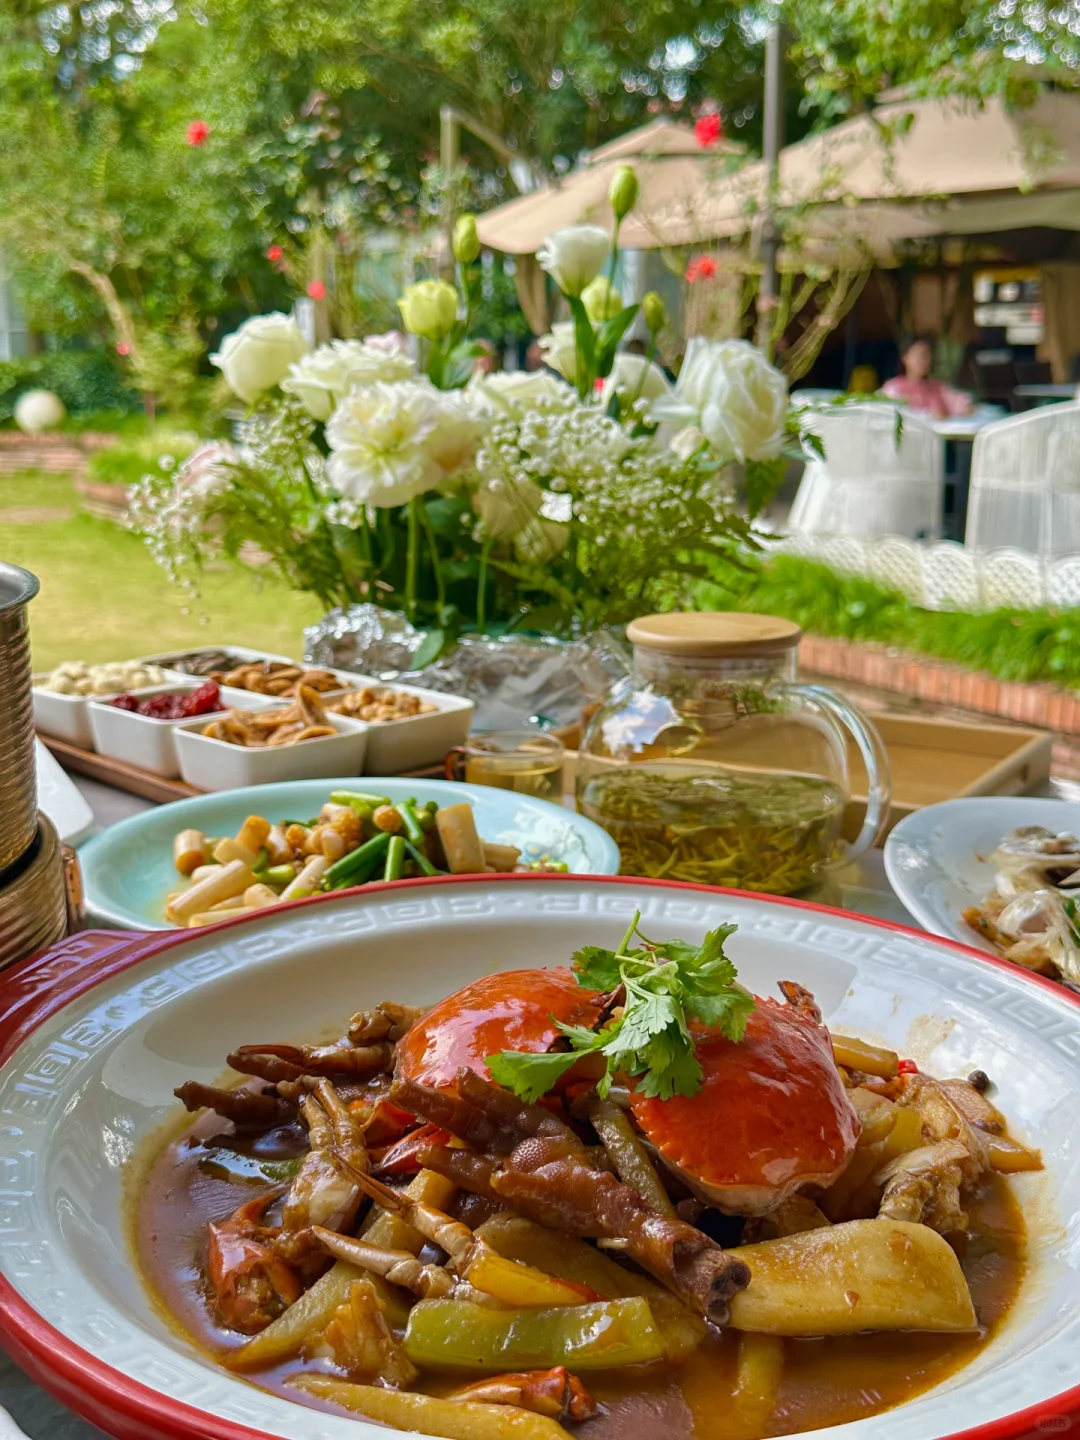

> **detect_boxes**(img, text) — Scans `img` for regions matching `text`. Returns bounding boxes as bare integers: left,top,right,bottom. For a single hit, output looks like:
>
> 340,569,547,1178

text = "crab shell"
395,967,603,1092
630,996,860,1215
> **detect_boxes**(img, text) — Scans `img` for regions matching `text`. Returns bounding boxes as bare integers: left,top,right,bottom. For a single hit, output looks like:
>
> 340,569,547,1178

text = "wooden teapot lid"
626,611,802,659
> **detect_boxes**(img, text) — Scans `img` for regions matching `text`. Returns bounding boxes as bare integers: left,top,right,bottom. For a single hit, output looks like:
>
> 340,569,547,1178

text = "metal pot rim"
0,562,39,616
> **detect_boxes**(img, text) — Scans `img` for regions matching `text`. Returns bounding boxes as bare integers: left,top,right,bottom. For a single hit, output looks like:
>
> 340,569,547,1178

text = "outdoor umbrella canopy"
473,118,742,255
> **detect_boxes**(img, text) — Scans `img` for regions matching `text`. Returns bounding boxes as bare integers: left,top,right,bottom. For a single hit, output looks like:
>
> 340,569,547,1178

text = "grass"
1,471,323,671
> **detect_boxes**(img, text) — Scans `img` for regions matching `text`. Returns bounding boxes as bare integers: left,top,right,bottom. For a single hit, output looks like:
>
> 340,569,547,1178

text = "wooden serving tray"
37,734,444,803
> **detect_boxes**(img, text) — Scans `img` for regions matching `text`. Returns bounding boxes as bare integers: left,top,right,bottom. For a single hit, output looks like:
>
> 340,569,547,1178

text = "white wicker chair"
789,404,944,541
965,404,1080,558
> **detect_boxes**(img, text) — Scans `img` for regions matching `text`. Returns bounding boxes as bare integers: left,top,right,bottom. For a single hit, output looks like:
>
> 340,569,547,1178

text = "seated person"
882,335,973,420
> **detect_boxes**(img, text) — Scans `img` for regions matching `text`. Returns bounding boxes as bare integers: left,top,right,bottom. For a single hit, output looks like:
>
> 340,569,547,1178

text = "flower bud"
397,280,459,342
643,291,666,333
609,164,639,222
581,276,623,326
453,213,481,264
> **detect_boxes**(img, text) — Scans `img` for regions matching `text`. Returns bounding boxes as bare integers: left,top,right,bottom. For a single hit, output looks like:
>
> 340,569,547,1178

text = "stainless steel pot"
0,814,67,971
0,562,39,876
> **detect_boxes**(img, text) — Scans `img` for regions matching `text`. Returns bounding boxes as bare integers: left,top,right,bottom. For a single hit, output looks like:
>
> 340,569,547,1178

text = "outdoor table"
1014,383,1077,406
0,763,1057,1440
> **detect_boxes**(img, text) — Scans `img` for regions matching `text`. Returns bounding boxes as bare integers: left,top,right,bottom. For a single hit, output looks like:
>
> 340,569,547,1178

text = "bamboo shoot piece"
236,814,272,854
173,829,207,876
265,823,293,865
280,853,328,901
166,859,256,923
213,836,260,868
403,1296,666,1371
465,1245,600,1308
733,1332,785,1432
483,842,522,873
361,1167,457,1253
728,1220,977,1335
436,804,486,874
291,1377,575,1440
189,907,260,926
243,883,282,909
831,1034,899,1080
228,1260,407,1370
476,1215,705,1361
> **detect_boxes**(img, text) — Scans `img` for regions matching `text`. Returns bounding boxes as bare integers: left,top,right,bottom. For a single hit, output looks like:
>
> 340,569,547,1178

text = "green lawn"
1,472,323,671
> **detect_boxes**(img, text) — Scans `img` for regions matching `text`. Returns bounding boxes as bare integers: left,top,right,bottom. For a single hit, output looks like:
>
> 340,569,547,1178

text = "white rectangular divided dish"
137,645,296,675
174,712,367,790
87,685,252,779
326,674,473,774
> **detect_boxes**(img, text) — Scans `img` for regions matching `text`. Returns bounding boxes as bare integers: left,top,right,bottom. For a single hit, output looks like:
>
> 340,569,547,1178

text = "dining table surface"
0,763,1034,1440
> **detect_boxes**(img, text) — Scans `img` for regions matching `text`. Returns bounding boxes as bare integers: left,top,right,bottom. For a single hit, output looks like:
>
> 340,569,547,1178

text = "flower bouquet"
131,169,804,656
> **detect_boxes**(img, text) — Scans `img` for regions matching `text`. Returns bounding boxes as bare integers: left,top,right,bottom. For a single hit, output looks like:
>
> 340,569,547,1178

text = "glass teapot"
576,612,891,894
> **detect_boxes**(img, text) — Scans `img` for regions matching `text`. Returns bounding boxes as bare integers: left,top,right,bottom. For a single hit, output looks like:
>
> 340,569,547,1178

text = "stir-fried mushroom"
394,1069,752,1324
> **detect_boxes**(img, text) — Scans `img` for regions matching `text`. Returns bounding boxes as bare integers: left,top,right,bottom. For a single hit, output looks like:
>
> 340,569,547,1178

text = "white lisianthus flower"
397,280,459,342
326,381,444,507
13,389,65,432
471,475,544,539
669,425,708,461
466,368,569,417
281,338,415,420
581,275,623,325
536,225,610,297
514,516,570,565
651,337,788,463
602,352,672,406
425,392,484,480
538,322,579,384
210,312,310,405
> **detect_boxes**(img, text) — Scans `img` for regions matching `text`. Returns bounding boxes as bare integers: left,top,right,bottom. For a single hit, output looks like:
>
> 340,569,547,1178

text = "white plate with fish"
884,796,1080,973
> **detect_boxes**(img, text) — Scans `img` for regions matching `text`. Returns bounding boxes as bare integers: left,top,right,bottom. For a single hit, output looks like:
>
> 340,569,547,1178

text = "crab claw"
207,1194,302,1334
448,1366,598,1421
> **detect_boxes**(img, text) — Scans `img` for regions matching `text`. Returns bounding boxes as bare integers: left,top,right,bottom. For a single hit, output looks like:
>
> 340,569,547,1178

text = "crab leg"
207,1193,303,1334
349,1002,421,1045
174,1080,296,1129
403,1070,751,1325
331,1148,476,1267
448,1367,598,1422
281,1079,369,1238
312,1226,454,1298
229,1039,394,1083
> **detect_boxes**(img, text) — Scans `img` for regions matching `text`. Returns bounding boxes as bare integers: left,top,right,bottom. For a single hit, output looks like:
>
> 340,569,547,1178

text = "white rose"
14,389,65,432
651,337,788,463
669,425,707,461
537,322,579,384
536,225,611,297
471,475,544,539
210,312,310,405
281,338,416,419
601,352,672,407
466,368,569,417
325,380,444,507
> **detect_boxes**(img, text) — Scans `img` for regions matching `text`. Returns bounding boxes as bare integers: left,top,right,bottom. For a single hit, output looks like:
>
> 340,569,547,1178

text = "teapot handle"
779,683,893,861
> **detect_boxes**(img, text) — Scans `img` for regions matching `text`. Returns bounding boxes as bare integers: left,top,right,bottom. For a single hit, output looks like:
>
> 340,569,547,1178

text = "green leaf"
485,1048,585,1105
412,626,446,668
744,457,788,520
684,987,755,1040
571,944,624,991
566,294,596,387
595,303,640,377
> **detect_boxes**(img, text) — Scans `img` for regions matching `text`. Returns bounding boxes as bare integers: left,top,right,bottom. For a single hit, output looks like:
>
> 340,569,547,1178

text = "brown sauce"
134,1125,1028,1439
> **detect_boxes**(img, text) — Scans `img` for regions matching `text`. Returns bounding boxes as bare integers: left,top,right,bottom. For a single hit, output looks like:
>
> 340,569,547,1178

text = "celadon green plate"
78,776,621,929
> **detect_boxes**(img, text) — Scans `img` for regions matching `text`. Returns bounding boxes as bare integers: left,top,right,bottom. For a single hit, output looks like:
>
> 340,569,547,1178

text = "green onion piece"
384,834,406,882
323,831,392,890
252,846,270,876
404,840,440,877
331,789,392,812
262,863,297,886
424,799,439,815
394,802,426,845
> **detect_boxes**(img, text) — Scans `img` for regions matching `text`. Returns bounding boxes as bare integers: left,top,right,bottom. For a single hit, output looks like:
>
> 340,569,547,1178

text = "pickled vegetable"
403,1296,665,1371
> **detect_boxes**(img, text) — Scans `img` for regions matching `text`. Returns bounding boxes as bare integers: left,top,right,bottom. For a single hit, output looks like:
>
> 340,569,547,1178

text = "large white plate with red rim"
884,796,1080,954
1,874,1078,1440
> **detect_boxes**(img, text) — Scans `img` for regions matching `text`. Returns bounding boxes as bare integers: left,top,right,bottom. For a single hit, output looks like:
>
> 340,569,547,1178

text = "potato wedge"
729,1219,977,1335
291,1376,574,1440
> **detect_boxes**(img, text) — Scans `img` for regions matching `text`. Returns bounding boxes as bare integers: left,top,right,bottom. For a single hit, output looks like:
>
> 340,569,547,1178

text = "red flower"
185,120,210,146
266,244,284,262
695,113,723,149
116,342,131,356
686,254,718,283
306,280,327,300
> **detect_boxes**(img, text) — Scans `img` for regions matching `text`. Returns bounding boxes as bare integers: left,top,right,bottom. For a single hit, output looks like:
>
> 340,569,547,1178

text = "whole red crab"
397,970,858,1216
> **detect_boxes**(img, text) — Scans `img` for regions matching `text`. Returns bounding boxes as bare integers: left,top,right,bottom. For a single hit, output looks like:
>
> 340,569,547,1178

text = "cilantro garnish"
486,911,754,1104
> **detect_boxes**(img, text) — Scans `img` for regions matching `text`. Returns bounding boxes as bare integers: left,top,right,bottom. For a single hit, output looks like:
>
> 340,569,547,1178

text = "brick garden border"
800,633,1079,735
0,430,116,479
